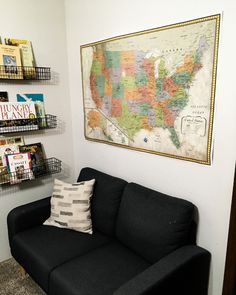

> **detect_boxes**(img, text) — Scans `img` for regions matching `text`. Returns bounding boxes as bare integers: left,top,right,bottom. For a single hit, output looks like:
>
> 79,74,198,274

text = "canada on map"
81,15,220,164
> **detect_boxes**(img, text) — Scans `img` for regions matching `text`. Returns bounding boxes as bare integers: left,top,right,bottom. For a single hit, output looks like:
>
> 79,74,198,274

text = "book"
0,166,10,184
0,144,20,167
0,136,24,184
0,91,8,102
5,38,35,79
19,142,47,176
5,38,35,66
6,152,34,183
0,137,24,181
0,136,24,146
0,44,23,79
17,94,46,127
0,102,38,132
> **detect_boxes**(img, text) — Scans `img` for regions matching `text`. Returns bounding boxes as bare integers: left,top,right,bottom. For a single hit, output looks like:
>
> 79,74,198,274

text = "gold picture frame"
81,14,220,165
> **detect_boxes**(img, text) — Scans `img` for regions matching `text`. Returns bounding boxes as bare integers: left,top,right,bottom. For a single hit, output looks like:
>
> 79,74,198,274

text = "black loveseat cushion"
11,225,111,292
116,183,194,263
78,167,127,236
49,241,150,295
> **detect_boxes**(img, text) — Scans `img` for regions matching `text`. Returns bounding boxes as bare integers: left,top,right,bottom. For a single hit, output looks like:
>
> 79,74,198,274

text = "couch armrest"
7,197,51,246
113,245,210,295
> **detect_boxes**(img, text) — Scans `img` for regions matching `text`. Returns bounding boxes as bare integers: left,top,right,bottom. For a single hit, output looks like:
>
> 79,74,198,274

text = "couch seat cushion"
49,241,150,295
11,225,111,292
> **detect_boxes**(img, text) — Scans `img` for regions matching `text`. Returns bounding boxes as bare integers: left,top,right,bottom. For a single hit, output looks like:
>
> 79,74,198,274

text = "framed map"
81,14,220,165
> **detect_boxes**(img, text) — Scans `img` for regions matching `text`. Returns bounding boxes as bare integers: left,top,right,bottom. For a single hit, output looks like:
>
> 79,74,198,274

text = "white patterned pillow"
44,178,95,234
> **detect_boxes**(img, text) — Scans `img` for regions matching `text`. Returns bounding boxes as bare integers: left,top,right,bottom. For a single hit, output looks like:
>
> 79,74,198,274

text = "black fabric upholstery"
113,245,211,295
116,182,194,263
49,241,150,295
11,225,111,292
7,167,211,295
78,167,127,236
7,197,50,247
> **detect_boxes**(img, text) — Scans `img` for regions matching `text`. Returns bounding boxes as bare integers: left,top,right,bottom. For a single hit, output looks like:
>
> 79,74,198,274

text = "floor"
0,258,45,295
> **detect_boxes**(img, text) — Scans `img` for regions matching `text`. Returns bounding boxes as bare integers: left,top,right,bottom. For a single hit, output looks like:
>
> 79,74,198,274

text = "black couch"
7,167,210,295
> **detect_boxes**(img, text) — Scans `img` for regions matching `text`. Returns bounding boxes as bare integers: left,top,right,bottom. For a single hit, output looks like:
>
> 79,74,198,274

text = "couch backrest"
78,167,127,236
116,183,194,264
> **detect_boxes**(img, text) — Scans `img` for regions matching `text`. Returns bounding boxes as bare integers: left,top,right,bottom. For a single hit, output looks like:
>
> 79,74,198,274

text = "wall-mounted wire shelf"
0,114,57,134
0,157,61,185
0,65,51,80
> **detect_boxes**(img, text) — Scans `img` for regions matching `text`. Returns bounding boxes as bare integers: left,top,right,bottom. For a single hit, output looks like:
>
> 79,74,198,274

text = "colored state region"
88,36,207,148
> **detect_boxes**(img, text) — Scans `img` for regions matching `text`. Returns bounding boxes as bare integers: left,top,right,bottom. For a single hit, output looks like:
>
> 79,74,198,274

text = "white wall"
0,0,73,261
65,1,236,295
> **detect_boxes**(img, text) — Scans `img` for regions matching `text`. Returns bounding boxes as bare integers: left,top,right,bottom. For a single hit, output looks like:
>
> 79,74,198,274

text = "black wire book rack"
0,65,51,80
0,114,57,134
0,157,62,185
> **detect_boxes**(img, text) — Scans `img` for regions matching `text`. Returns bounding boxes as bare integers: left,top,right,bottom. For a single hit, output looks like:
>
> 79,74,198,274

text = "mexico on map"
81,15,220,165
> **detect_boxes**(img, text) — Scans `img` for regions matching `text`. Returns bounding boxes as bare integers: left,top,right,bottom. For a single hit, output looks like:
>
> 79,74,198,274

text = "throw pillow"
44,178,95,234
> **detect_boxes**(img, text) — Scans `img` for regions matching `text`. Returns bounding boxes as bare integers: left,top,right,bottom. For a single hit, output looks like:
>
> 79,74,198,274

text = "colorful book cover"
6,152,34,183
19,142,46,176
0,91,8,102
0,136,24,146
16,94,46,127
0,138,22,184
5,38,35,67
0,144,20,167
0,166,10,184
0,44,23,79
0,137,24,169
0,102,38,132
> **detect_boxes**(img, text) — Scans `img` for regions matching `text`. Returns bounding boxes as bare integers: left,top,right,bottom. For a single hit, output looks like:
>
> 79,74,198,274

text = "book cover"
17,94,46,127
0,166,10,184
0,44,23,79
19,142,47,176
5,38,35,67
0,91,8,102
0,102,38,132
0,137,24,169
6,152,34,183
0,144,20,167
0,136,24,146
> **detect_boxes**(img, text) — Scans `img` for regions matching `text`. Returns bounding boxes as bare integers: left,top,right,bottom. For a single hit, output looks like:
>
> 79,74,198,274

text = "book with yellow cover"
5,38,35,67
5,38,35,78
0,44,23,79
